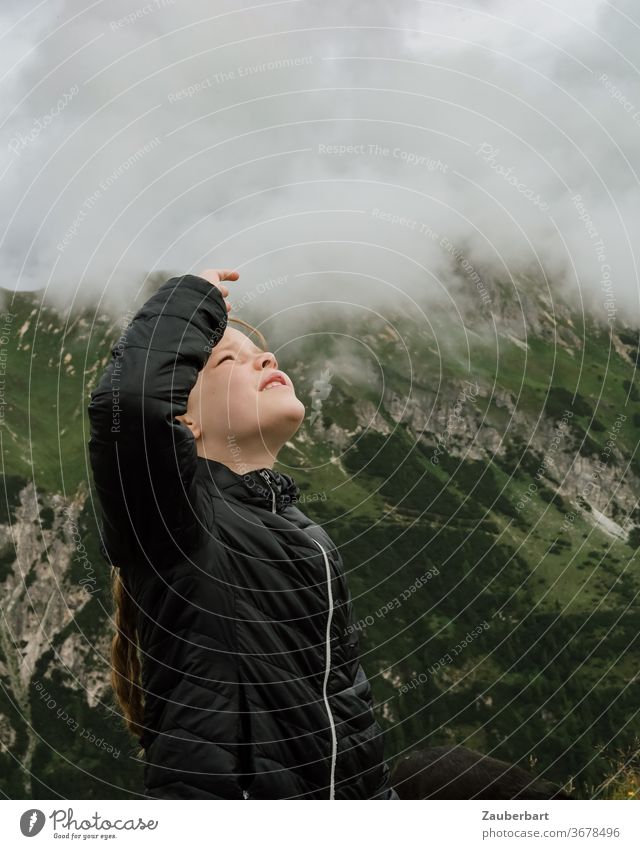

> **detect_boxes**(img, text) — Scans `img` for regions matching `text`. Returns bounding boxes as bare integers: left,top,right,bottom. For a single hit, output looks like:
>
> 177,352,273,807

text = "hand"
196,268,239,312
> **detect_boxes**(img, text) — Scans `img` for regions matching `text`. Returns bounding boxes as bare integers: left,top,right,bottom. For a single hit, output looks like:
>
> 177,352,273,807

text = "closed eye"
217,354,235,365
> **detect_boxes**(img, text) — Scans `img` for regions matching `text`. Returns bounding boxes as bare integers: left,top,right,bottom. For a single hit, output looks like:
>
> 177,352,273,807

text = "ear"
175,413,202,440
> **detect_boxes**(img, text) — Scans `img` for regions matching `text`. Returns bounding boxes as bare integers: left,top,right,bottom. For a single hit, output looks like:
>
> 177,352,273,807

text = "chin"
257,394,306,437
282,397,306,423
261,389,304,414
272,398,306,438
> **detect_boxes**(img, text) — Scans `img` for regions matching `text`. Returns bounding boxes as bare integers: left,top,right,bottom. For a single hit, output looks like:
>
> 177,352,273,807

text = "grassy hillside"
1,275,639,798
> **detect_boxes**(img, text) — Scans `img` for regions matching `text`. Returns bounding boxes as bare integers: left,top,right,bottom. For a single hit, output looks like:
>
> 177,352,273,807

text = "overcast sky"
0,0,638,326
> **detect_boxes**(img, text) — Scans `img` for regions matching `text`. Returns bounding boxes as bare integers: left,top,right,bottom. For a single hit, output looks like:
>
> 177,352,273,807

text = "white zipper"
311,538,338,800
256,470,337,798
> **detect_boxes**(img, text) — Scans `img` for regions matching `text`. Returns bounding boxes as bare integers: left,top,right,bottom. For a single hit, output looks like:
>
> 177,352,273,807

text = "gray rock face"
0,480,111,796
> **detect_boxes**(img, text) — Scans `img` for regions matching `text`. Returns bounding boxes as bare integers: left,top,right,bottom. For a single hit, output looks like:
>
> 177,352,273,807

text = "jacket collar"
197,456,300,512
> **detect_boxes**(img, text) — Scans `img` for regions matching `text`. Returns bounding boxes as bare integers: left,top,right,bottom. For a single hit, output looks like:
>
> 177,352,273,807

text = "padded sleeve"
87,274,228,568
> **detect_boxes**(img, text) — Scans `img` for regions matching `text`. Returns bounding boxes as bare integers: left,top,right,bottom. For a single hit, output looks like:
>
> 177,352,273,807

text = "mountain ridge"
1,272,639,797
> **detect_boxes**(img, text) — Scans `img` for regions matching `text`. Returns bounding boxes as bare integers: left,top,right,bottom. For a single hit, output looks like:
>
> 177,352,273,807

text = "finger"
216,269,239,282
197,268,239,284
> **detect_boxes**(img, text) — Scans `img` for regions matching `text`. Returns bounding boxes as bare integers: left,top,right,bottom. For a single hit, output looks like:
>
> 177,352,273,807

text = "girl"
88,269,398,799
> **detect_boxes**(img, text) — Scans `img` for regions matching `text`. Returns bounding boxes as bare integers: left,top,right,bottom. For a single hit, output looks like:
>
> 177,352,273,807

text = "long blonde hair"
109,315,267,754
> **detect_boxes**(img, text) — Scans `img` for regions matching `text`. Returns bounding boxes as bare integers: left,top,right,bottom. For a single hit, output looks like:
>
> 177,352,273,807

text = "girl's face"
179,326,306,454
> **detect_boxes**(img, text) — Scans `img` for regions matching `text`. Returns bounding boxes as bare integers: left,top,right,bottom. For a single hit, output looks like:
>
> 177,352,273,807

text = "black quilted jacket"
87,273,398,799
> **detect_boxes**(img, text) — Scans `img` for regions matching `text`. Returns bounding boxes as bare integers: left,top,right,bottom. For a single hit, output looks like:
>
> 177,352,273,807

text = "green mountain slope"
1,273,639,798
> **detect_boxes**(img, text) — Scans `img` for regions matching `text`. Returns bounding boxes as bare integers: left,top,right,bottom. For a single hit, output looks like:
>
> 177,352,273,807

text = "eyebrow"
213,341,264,357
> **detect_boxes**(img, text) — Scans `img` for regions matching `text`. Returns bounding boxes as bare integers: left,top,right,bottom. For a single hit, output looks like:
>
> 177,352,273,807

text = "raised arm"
87,270,236,568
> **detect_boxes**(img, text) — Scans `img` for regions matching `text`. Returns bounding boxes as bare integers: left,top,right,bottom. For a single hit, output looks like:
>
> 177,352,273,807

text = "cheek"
225,375,260,419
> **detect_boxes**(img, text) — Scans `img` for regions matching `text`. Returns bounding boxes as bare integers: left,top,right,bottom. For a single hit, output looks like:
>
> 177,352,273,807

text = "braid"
110,565,145,759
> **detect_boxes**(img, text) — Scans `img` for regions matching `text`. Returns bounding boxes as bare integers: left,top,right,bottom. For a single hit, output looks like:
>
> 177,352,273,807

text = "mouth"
259,370,291,392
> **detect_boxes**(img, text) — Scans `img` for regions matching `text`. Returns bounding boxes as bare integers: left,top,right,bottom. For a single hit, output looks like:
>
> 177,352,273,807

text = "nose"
258,351,278,371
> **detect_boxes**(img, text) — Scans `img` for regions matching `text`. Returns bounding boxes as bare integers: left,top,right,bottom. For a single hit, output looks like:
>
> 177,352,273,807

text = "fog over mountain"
2,2,640,802
0,0,638,325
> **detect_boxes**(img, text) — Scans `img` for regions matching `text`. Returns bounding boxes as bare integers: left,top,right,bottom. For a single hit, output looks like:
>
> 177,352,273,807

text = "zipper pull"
258,469,277,513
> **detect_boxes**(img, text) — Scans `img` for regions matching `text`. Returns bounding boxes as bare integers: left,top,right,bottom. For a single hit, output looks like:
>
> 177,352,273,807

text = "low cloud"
0,0,638,326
